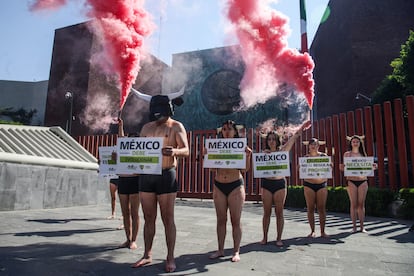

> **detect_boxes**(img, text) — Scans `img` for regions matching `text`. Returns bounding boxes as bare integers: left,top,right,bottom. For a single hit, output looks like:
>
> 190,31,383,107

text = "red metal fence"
77,96,414,201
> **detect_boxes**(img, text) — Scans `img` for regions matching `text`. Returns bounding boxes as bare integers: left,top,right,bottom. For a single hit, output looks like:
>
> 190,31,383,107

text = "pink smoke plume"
86,0,155,110
29,0,67,11
226,0,315,109
29,0,155,110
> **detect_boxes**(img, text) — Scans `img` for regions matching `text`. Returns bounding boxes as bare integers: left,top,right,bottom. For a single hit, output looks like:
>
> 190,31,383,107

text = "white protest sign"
203,138,247,169
343,156,374,177
116,137,163,175
299,156,332,179
252,151,290,178
98,146,118,178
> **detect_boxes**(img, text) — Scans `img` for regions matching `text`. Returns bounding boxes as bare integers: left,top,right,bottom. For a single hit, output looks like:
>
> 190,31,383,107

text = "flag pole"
300,0,313,136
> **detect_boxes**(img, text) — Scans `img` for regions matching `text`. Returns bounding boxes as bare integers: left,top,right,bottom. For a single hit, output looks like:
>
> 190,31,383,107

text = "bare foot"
107,215,115,219
119,240,130,248
131,256,152,268
231,252,240,262
360,228,368,233
165,258,176,273
209,251,224,259
275,240,284,247
351,227,357,233
117,224,124,230
321,233,330,238
129,241,137,250
307,232,316,238
260,238,267,245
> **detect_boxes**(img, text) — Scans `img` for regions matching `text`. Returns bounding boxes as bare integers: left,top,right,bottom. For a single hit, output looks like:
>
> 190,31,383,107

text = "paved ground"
0,199,413,276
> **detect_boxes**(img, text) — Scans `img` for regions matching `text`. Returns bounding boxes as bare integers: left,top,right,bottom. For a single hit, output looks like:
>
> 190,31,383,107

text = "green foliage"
365,188,397,217
285,186,306,208
0,107,37,125
286,186,397,218
398,188,414,219
326,186,349,213
372,30,414,104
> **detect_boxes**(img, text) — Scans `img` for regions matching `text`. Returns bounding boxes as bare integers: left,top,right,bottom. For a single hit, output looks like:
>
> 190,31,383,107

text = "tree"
0,107,37,125
372,30,414,104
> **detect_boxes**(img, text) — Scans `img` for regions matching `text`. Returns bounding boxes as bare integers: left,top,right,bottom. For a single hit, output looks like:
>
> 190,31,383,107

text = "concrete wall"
0,162,109,211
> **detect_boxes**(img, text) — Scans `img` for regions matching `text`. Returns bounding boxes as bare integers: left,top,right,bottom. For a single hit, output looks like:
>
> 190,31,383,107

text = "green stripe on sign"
307,158,329,163
347,168,372,170
257,165,288,171
208,154,243,160
120,156,159,163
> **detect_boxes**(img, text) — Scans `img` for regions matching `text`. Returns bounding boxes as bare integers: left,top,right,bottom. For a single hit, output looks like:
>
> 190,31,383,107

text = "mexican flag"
300,0,308,53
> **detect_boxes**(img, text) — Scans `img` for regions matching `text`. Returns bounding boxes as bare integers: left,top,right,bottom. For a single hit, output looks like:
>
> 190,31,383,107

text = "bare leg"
304,187,316,237
357,182,369,232
129,193,140,250
159,192,177,272
108,182,117,219
119,194,131,247
132,192,157,268
274,188,287,246
316,187,329,238
347,183,358,232
260,188,273,245
228,185,245,262
209,187,227,259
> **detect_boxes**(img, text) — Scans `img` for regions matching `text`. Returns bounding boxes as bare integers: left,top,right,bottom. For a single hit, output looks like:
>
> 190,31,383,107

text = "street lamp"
65,91,73,135
355,92,372,103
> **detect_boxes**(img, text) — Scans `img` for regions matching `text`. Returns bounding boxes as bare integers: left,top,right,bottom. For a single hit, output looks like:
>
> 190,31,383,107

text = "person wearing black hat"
131,88,189,273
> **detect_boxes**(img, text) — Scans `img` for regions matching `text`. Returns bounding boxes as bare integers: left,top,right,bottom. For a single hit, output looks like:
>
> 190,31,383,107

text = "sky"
0,0,329,82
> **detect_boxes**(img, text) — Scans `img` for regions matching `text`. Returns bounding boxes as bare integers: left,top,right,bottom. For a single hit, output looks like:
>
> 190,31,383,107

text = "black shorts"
117,176,140,195
139,168,177,195
110,178,119,186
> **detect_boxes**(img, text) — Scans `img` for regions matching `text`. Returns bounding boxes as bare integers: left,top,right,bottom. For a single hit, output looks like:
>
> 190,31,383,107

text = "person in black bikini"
208,120,252,262
302,138,330,238
340,135,377,233
260,120,311,247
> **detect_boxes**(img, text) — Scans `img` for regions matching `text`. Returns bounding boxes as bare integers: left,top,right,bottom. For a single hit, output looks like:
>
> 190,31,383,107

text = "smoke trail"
226,0,315,109
29,0,155,110
86,0,155,110
29,0,67,11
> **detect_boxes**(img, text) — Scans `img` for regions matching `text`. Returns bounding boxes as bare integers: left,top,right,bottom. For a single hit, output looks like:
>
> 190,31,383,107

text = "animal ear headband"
302,140,326,146
346,135,365,141
216,124,244,134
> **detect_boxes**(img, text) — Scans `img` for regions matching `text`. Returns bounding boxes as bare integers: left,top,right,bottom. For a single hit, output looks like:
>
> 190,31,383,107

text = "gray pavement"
0,199,413,276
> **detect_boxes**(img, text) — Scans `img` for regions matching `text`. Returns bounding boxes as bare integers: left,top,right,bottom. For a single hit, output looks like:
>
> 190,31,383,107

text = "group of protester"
103,90,376,273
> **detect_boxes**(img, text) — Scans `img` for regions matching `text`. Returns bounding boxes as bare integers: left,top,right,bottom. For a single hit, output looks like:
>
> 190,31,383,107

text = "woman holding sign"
302,138,330,238
117,118,141,250
260,121,311,247
340,135,377,233
208,120,252,262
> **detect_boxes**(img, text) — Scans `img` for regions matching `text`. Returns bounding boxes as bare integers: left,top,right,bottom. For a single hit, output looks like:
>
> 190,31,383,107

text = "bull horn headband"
346,135,365,141
131,86,185,102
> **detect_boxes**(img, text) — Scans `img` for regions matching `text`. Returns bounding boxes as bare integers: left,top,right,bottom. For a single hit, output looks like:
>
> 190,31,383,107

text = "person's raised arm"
118,118,125,137
280,120,311,151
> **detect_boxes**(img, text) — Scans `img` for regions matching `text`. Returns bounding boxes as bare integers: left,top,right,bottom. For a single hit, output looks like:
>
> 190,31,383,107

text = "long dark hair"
348,135,367,156
219,120,240,138
265,131,282,150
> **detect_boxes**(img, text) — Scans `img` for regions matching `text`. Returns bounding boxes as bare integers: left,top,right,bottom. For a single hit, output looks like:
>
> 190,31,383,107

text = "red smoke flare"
226,0,315,109
86,0,155,110
29,0,155,110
